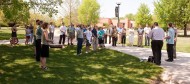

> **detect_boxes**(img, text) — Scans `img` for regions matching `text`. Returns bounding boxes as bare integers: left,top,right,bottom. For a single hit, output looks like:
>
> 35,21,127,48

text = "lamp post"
116,2,121,27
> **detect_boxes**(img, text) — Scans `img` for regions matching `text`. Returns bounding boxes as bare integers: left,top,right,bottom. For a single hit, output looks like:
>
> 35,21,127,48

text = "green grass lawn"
0,27,25,40
0,45,162,84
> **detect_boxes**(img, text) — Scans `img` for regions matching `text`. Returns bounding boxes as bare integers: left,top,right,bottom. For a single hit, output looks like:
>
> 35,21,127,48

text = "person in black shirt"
92,26,98,51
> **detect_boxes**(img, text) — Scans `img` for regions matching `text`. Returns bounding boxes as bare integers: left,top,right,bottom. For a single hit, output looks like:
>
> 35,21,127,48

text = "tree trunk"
184,23,187,36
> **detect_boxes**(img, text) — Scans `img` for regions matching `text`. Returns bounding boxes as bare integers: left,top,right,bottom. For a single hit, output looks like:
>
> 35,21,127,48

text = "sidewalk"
106,44,190,84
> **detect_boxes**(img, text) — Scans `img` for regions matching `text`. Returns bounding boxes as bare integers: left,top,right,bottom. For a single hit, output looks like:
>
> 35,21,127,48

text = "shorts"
41,44,49,57
98,38,104,44
26,36,30,39
69,33,75,39
86,40,91,46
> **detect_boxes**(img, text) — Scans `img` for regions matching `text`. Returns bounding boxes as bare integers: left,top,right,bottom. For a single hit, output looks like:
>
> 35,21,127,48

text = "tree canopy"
135,3,152,27
154,0,190,36
78,0,100,25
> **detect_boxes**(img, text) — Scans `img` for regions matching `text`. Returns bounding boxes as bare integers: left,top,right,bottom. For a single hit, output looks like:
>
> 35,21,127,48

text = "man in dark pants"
165,23,175,62
59,23,67,45
76,25,83,56
148,22,165,65
35,20,43,62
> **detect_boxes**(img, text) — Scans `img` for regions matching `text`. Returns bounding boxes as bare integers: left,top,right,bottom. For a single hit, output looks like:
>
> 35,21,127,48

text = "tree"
154,0,190,36
78,0,100,25
0,0,30,23
59,0,80,26
125,13,135,21
135,3,152,27
0,0,63,23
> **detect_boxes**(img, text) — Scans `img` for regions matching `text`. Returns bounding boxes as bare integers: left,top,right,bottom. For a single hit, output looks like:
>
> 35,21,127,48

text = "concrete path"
106,44,190,84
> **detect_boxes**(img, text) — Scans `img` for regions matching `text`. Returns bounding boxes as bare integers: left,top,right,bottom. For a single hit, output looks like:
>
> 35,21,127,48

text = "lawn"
0,27,25,40
0,45,162,84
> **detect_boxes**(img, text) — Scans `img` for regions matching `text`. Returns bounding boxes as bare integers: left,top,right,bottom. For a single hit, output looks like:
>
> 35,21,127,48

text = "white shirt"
84,30,92,43
148,26,165,40
49,25,55,33
144,27,151,34
60,25,67,35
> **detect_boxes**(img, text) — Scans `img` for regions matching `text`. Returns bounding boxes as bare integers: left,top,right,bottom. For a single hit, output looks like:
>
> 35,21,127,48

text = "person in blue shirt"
98,27,105,48
165,23,175,62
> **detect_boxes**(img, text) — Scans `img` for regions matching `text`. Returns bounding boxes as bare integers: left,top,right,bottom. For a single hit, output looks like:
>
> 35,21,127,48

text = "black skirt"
12,32,17,37
41,44,49,57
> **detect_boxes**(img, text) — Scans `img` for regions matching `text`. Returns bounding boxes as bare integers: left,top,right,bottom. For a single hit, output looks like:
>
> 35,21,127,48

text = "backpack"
147,56,154,63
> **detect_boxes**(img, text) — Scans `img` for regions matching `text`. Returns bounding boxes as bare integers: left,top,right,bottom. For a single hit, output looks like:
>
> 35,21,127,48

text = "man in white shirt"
144,24,151,46
148,22,165,65
49,22,55,40
59,22,67,45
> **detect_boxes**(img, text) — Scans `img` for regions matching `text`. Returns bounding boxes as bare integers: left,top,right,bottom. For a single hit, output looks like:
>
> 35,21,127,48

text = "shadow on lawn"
0,45,162,84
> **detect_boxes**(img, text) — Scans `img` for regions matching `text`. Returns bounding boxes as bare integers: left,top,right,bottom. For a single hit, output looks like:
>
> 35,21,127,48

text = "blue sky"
97,0,155,18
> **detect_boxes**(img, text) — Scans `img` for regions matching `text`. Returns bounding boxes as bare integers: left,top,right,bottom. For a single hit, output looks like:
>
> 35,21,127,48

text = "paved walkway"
106,44,190,84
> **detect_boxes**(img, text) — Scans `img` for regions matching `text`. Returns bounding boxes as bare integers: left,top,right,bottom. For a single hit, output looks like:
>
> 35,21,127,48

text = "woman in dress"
128,27,135,46
11,23,17,46
25,25,31,45
121,28,127,47
41,22,53,70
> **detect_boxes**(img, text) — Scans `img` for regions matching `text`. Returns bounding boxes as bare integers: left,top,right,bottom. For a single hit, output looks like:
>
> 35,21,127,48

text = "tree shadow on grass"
0,45,162,84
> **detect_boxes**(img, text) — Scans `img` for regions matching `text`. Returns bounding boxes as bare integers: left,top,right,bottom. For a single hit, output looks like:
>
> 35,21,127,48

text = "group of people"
10,20,177,69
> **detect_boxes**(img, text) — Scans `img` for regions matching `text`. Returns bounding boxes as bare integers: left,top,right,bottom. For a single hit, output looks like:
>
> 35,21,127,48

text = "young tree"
135,3,152,27
154,0,190,36
59,0,80,26
78,0,100,25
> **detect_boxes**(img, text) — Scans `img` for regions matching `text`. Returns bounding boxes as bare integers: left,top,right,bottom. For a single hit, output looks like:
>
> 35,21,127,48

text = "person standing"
92,26,98,51
173,24,178,59
29,23,34,43
84,27,92,53
59,22,67,45
49,22,55,40
165,23,175,62
117,27,122,44
36,20,43,62
137,25,144,47
144,24,151,46
68,24,75,45
112,26,118,47
129,27,135,47
121,28,126,47
103,27,108,44
76,25,84,56
148,22,165,65
108,25,113,44
41,22,53,70
11,23,17,46
98,27,105,48
25,25,31,45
